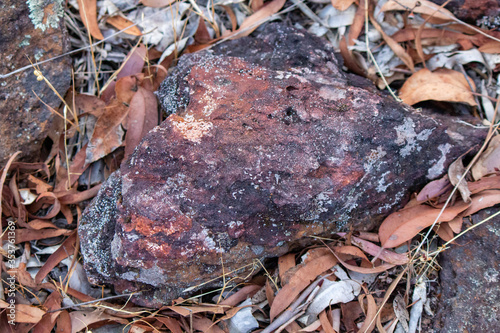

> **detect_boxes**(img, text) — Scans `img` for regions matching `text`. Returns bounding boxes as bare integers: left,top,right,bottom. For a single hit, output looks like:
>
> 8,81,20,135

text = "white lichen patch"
318,86,346,101
376,171,392,192
395,118,435,157
28,0,64,31
171,113,213,143
427,143,452,179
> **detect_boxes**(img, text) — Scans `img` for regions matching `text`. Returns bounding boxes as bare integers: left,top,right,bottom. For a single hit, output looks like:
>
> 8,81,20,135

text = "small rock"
0,0,71,164
433,207,500,332
79,23,487,307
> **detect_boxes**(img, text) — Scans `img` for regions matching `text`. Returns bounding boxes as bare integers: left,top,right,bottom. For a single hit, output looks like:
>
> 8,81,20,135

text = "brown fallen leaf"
469,175,500,194
69,310,128,332
8,304,45,324
156,317,183,333
434,222,455,242
379,200,470,248
319,309,336,333
192,316,226,333
357,287,377,333
278,252,296,286
331,0,355,11
380,0,455,22
236,0,286,37
55,311,72,333
338,234,409,265
218,285,262,306
106,15,142,36
77,0,104,40
399,68,477,106
270,252,337,320
35,232,77,284
472,135,500,180
12,228,72,244
124,86,159,159
31,291,62,333
86,99,129,163
478,41,500,53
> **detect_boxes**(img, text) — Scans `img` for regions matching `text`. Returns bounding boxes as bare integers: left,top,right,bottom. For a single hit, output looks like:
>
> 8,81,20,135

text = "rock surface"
0,0,71,164
79,23,487,307
431,0,500,28
432,207,500,332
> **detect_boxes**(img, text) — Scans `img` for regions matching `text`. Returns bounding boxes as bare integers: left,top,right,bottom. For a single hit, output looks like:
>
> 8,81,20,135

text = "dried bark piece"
79,23,487,307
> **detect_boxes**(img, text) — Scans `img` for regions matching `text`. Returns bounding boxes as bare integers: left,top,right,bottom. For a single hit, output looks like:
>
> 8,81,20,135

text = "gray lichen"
28,0,64,31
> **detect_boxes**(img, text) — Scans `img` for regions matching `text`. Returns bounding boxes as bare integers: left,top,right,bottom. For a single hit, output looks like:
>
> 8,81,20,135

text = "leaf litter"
1,0,500,332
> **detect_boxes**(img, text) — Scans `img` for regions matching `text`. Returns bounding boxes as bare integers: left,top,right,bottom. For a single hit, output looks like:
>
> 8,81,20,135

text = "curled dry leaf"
270,252,338,320
417,175,451,202
448,156,471,203
35,232,77,284
106,15,142,36
434,222,455,242
379,200,470,248
338,234,409,265
278,252,296,286
357,289,377,333
399,68,477,106
472,135,500,180
380,0,455,22
77,0,104,40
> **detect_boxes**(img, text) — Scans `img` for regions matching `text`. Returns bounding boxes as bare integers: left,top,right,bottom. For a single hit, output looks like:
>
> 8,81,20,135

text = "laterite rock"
79,23,486,307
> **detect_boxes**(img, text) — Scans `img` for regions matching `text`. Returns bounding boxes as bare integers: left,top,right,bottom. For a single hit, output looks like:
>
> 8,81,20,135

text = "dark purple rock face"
79,23,487,307
433,208,500,332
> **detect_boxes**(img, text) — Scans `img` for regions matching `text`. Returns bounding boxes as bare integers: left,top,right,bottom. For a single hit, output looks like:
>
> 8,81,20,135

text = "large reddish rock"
0,0,71,164
79,24,487,307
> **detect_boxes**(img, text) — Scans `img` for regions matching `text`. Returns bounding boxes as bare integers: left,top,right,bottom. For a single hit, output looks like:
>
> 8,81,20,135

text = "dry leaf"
77,0,104,40
399,68,477,106
35,232,77,284
380,0,455,22
107,15,142,36
344,235,409,265
124,87,159,159
156,317,183,333
218,285,262,306
270,253,338,320
379,201,470,248
10,304,45,323
55,311,72,333
278,252,296,286
237,0,286,37
448,156,471,203
472,135,500,180
370,13,414,72
469,175,500,194
331,0,356,11
478,41,500,53
357,289,377,333
70,310,128,332
86,99,129,163
417,175,451,202
434,222,455,242
191,316,225,333
140,0,176,7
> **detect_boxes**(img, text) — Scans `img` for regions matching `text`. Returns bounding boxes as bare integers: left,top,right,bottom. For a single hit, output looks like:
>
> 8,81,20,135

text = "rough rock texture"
432,207,500,332
0,0,71,164
432,0,500,28
79,23,487,307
